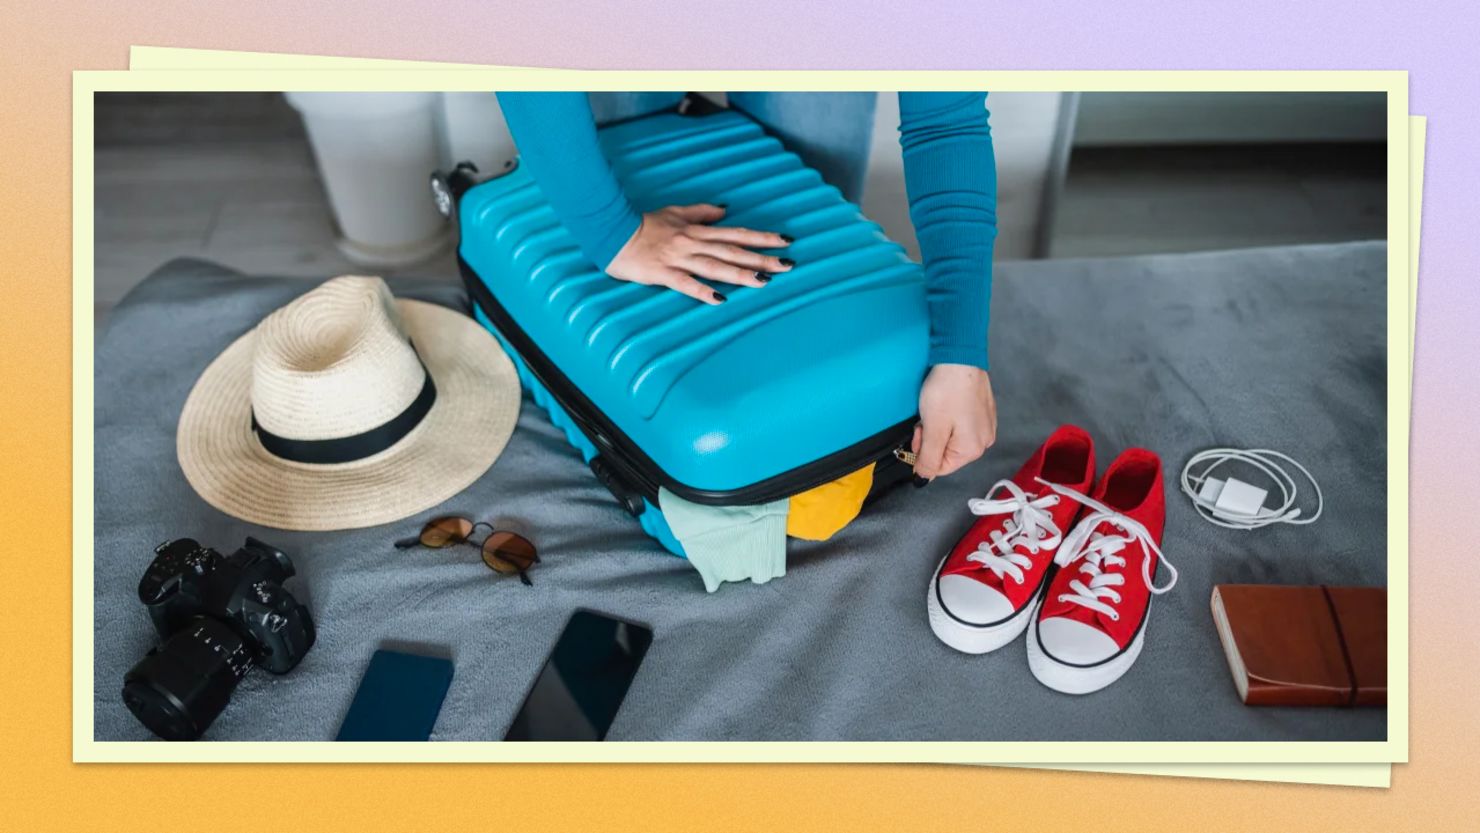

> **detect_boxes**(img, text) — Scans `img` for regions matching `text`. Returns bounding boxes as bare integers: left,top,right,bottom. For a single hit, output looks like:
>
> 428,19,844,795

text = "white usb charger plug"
1179,448,1322,530
1197,475,1273,518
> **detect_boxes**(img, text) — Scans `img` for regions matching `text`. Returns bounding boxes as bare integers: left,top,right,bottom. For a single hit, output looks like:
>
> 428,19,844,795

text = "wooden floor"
92,138,459,330
93,136,1386,331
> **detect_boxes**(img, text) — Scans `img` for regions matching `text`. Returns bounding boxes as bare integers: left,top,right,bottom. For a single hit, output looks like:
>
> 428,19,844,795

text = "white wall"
439,91,1064,261
862,92,1063,262
436,92,517,173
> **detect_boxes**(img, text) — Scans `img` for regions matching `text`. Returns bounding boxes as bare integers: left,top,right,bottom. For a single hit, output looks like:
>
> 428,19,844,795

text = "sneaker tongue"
1011,472,1045,494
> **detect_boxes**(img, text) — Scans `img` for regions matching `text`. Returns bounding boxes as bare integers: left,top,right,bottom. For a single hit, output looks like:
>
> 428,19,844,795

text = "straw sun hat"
177,276,520,531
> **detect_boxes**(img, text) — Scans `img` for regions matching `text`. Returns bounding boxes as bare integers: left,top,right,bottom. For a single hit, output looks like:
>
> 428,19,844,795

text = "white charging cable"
1179,448,1322,530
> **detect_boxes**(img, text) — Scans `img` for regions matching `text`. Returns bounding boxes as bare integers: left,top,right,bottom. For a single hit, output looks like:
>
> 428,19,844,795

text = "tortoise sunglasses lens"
481,531,539,585
395,516,476,550
420,516,475,548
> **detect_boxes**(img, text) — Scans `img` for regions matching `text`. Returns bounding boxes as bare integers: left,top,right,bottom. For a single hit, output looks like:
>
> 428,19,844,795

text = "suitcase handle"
590,456,647,517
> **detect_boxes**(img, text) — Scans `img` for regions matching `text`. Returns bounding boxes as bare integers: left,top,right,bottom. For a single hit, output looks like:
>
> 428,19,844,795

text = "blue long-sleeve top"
497,92,997,370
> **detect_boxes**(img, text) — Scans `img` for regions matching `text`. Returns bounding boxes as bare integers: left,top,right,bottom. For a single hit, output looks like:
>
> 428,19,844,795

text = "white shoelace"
1035,477,1179,621
963,479,1064,586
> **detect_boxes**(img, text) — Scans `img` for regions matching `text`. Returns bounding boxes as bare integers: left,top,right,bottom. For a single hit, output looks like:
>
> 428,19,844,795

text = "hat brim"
177,298,520,531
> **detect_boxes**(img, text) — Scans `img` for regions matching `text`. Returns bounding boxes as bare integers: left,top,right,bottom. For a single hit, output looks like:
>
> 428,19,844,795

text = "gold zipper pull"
893,448,918,466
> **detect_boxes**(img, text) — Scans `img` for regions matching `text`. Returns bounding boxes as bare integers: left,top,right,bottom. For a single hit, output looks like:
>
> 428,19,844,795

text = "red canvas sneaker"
1027,448,1179,694
927,425,1096,654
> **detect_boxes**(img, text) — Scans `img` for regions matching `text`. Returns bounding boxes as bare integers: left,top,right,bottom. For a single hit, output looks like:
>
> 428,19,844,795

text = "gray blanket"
93,243,1387,742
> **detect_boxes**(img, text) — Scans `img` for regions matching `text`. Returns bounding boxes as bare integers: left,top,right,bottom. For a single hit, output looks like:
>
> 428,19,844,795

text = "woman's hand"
606,204,794,304
912,364,997,483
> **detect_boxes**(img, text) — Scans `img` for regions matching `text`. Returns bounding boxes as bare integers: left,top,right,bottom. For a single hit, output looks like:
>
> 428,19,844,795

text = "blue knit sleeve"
897,92,998,370
496,92,643,270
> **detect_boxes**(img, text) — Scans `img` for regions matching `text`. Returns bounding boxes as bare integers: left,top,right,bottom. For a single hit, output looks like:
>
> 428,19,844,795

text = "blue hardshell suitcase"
437,105,928,556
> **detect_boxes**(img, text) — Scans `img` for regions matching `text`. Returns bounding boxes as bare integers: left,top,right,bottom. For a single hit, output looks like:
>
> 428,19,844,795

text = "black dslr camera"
122,537,316,740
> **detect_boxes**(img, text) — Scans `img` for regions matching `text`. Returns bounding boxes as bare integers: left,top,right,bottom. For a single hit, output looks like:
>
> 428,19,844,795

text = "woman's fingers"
656,269,727,305
681,255,771,287
609,206,801,304
908,364,996,484
935,439,977,478
689,223,792,251
689,240,792,274
914,419,951,481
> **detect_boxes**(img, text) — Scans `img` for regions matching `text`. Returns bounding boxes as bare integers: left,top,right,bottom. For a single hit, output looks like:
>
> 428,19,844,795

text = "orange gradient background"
3,2,1475,830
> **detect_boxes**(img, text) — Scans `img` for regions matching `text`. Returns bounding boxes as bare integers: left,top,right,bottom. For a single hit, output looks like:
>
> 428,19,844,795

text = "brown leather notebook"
1210,584,1386,707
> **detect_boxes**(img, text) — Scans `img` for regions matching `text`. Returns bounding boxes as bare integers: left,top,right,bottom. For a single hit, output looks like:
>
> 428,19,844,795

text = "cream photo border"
74,62,1413,779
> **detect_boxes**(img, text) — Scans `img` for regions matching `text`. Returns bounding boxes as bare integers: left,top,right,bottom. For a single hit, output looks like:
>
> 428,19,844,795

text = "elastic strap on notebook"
1319,585,1360,708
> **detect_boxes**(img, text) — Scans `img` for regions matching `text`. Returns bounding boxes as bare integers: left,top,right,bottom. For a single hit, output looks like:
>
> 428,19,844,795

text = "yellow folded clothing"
786,463,875,541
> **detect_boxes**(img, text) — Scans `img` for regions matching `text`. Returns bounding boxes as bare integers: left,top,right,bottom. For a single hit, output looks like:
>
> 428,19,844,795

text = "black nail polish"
780,234,795,244
779,258,796,268
913,476,930,488
712,291,727,303
716,203,728,209
755,272,772,284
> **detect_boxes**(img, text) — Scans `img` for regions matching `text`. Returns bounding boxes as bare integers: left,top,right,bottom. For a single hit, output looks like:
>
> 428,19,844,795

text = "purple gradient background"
3,1,1477,827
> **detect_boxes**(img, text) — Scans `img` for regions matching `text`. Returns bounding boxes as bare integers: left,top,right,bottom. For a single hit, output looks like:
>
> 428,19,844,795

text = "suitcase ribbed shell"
457,108,928,553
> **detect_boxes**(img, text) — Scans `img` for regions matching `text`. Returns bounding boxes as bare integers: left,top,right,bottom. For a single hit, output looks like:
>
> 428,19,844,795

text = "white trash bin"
285,92,450,269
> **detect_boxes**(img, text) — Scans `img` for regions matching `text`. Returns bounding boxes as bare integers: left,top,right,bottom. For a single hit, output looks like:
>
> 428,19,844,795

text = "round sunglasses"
394,516,539,585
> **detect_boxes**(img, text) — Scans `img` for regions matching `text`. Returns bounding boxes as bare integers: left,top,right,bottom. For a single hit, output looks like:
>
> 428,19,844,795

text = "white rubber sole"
1026,601,1149,694
926,556,1040,655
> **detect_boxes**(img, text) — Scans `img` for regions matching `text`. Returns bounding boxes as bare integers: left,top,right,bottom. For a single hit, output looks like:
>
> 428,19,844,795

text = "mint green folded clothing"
657,488,790,593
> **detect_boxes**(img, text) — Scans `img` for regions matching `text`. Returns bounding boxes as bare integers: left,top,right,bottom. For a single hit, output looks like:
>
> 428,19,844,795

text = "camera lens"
122,617,255,741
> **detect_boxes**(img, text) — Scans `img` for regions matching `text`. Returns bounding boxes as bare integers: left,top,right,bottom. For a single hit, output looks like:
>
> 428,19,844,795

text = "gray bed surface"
93,242,1388,742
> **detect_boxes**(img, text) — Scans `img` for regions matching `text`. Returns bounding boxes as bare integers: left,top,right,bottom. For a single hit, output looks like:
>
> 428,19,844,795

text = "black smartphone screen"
504,610,653,741
336,649,454,742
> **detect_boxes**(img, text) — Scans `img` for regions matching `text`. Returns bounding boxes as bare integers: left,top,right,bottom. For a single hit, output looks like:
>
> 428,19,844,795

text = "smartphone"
336,648,455,741
504,610,654,741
